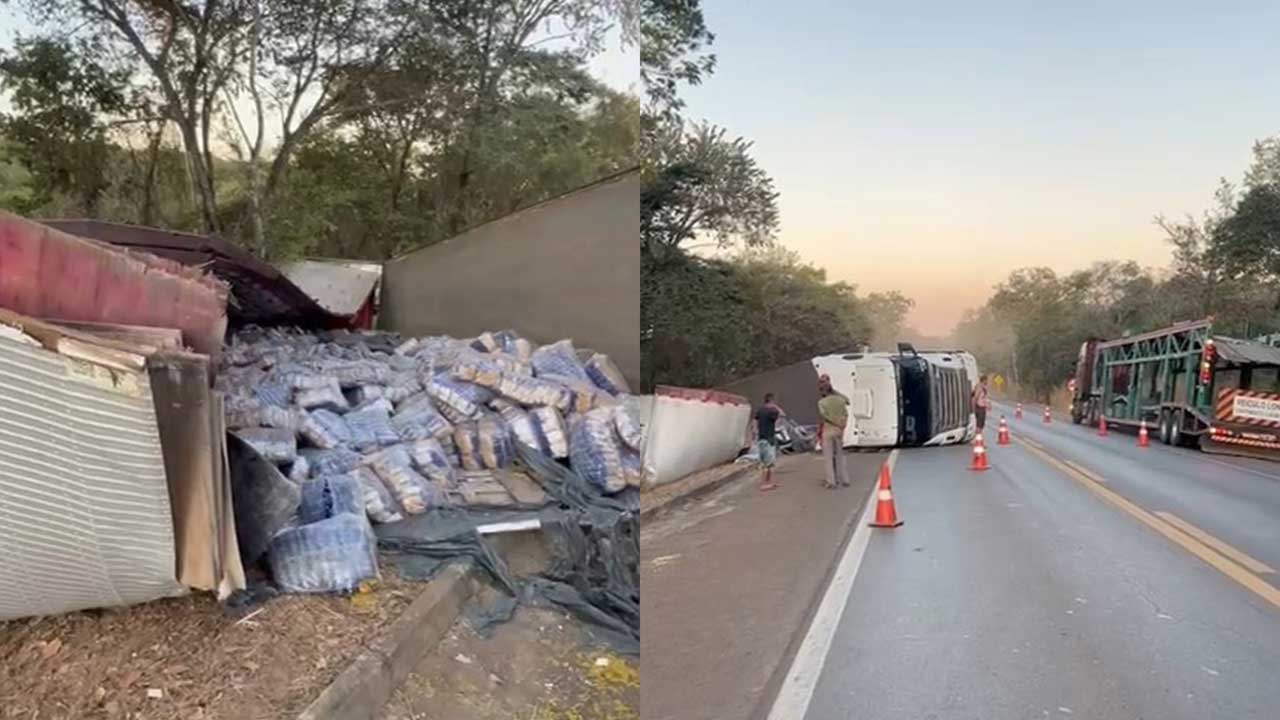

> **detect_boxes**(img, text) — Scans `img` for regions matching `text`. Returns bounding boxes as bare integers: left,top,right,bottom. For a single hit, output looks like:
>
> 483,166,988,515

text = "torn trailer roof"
39,218,349,329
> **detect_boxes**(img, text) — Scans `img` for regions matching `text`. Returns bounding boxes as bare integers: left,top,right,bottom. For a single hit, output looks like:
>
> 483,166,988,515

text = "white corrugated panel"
640,388,752,488
0,333,184,620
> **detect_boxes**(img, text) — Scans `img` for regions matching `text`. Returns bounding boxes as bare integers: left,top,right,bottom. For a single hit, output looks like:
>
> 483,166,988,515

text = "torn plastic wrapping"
376,442,639,654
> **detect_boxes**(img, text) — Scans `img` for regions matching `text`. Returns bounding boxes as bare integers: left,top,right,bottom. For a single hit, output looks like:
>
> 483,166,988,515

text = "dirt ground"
381,603,639,720
0,566,421,720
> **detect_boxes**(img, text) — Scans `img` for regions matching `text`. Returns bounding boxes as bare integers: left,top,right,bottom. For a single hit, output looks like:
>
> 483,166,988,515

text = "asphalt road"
797,404,1280,720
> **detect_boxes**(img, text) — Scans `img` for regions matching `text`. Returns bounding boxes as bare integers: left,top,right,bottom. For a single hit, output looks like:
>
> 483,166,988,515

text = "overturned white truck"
813,344,979,448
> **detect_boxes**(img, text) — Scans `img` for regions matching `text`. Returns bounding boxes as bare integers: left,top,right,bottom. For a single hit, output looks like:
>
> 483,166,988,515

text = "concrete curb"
297,563,476,720
749,453,883,720
640,463,755,520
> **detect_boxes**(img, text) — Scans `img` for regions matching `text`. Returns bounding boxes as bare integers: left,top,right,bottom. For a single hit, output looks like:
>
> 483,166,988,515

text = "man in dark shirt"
754,393,784,491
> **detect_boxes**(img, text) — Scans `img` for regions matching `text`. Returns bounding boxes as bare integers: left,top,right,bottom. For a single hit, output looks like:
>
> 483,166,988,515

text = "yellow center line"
1063,459,1106,483
1154,511,1276,575
1012,437,1280,610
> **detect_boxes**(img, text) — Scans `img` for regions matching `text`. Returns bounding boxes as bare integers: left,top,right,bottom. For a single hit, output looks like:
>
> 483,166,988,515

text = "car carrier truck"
1069,318,1280,456
813,344,978,449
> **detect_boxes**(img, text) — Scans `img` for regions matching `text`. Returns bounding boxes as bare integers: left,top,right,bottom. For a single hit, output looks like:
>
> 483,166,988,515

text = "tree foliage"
642,247,893,390
1,0,638,260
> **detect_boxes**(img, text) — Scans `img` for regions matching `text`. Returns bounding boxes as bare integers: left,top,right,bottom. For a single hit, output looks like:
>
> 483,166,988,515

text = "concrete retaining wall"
379,171,639,389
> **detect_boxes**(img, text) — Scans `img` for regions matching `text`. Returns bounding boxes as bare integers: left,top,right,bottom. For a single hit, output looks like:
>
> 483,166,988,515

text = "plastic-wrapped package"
478,415,515,469
438,434,461,467
584,352,631,396
348,385,385,405
453,422,485,471
223,392,263,413
384,372,422,403
391,392,453,441
366,445,437,514
298,409,352,449
268,513,378,593
530,406,570,458
494,373,574,412
353,397,395,416
253,380,293,409
283,372,339,390
298,474,365,524
531,339,590,382
494,400,540,452
325,361,390,388
394,337,421,356
287,455,310,483
233,427,297,464
353,467,403,524
406,437,457,486
345,406,400,451
426,375,493,421
299,447,364,477
226,405,300,431
621,447,647,488
568,407,627,494
296,378,350,413
547,375,617,414
613,401,642,451
452,357,505,388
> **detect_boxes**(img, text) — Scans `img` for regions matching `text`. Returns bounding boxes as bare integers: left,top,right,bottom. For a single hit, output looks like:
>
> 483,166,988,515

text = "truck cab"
813,345,978,449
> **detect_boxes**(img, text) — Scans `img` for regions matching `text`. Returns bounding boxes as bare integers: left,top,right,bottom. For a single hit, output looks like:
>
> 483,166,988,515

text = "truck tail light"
1201,339,1216,385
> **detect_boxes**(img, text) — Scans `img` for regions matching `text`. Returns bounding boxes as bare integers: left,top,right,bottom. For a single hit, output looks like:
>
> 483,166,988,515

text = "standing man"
754,393,784,491
972,373,991,433
817,385,851,489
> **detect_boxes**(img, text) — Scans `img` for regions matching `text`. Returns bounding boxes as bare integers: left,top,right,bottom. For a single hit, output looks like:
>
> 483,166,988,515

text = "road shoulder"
640,450,882,720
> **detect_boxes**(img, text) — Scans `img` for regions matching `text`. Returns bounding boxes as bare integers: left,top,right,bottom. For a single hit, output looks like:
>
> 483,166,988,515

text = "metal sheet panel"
1212,335,1280,367
0,332,183,621
280,260,380,317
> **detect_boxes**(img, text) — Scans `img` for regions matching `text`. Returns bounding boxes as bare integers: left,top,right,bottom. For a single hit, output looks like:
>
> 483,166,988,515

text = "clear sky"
681,0,1280,335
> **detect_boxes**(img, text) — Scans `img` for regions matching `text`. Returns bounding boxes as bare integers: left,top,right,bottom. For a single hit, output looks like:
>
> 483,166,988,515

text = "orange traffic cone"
1042,406,1052,424
869,463,903,528
970,434,990,471
1138,420,1150,448
1015,402,1023,420
997,416,1010,445
1098,415,1108,437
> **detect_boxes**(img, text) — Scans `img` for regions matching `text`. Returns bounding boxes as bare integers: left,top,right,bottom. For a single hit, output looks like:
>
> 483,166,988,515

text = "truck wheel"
1170,411,1184,447
1159,411,1171,445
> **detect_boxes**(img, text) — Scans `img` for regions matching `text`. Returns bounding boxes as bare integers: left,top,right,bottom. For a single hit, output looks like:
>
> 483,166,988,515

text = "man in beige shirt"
817,385,851,489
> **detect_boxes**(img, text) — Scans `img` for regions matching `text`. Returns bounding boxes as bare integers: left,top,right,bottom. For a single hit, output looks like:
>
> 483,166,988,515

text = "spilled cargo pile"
217,327,642,651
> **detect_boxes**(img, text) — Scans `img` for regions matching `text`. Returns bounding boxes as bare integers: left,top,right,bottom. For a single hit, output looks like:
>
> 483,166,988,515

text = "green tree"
641,122,778,257
0,36,133,215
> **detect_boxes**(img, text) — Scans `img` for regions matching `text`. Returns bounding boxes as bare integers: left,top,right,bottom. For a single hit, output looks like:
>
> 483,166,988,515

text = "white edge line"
766,448,897,720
